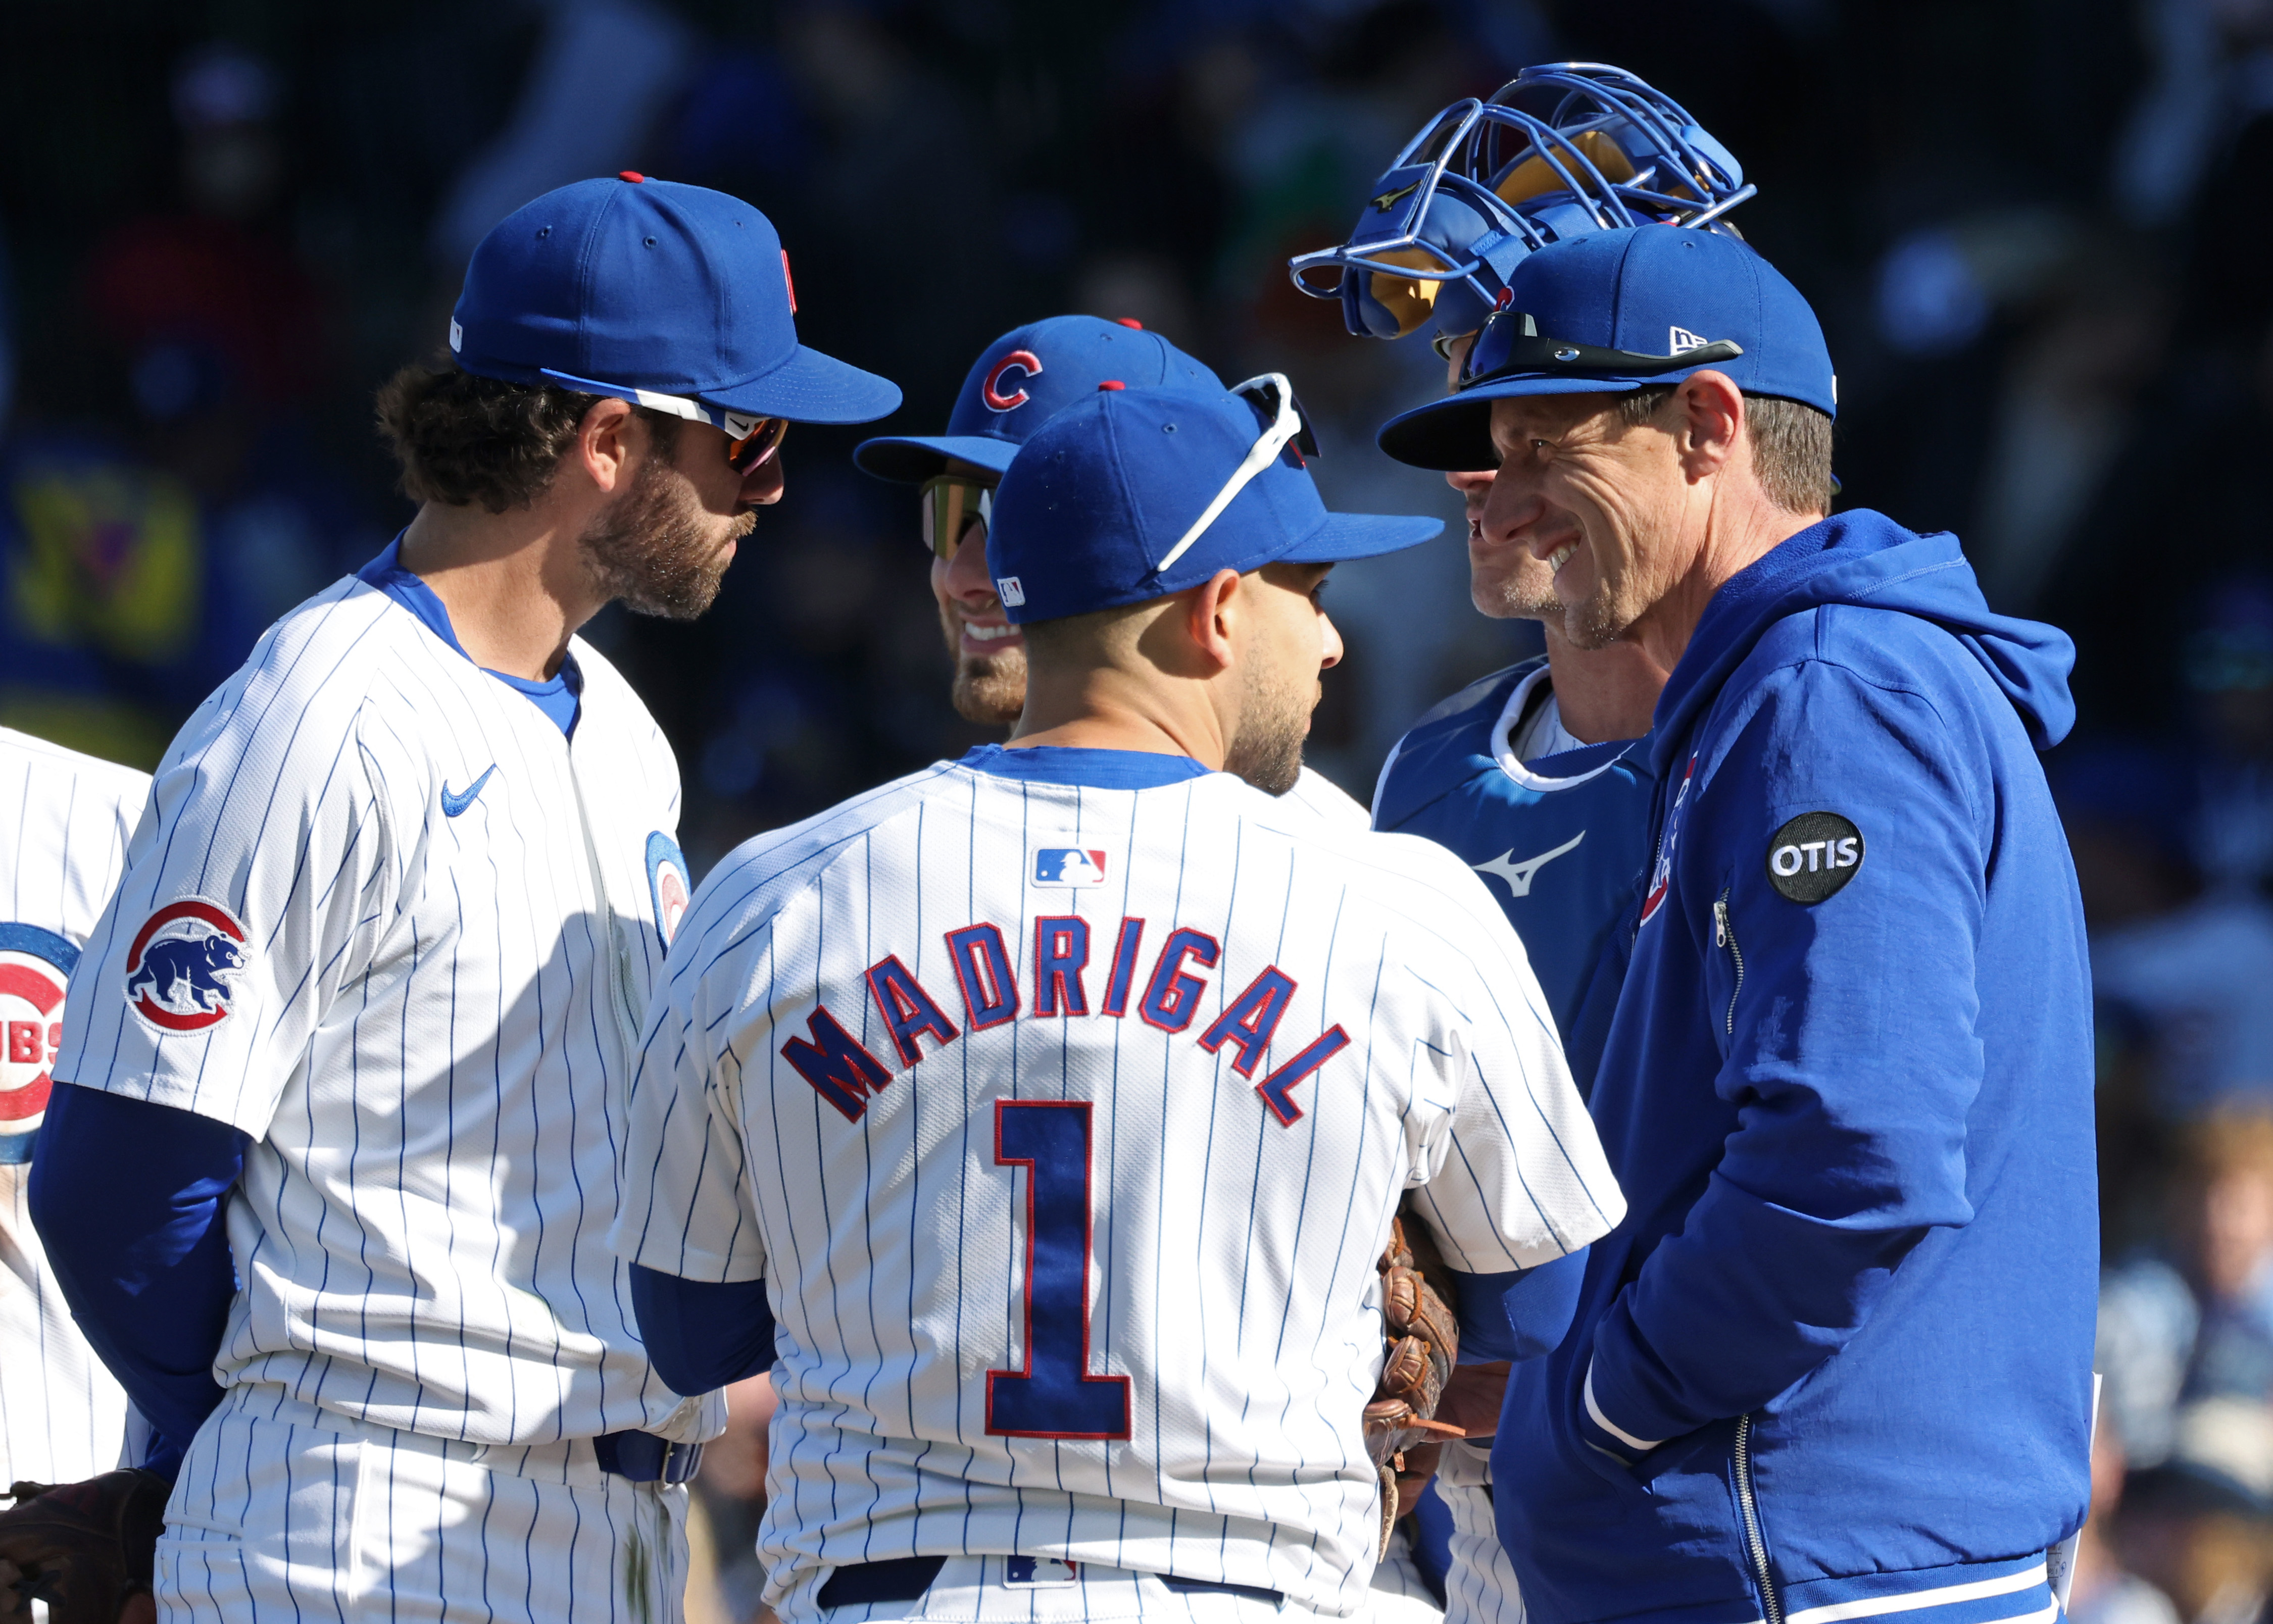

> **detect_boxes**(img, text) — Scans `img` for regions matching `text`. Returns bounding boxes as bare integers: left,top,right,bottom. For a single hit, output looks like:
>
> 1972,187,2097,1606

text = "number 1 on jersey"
986,1100,1131,1439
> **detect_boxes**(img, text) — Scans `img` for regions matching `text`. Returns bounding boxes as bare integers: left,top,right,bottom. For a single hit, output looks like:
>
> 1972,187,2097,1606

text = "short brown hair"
374,357,679,513
1018,599,1151,665
1616,385,1834,517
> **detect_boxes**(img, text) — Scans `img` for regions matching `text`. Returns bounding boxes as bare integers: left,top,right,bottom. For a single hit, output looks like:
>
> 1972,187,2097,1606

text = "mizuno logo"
1474,831,1585,898
1371,181,1420,213
441,766,498,818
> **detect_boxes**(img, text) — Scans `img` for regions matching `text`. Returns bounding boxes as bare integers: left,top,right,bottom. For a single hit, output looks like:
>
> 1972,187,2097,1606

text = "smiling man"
1379,227,2097,1624
855,315,1375,828
30,174,898,1624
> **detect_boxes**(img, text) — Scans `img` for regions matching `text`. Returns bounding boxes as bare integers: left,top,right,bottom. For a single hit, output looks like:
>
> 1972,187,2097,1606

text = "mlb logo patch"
1003,1557,1078,1588
996,576,1026,607
1032,848,1108,886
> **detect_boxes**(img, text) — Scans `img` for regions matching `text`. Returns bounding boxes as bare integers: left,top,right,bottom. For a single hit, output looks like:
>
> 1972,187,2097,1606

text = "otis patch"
1766,811,1864,904
124,899,249,1033
0,922,75,1163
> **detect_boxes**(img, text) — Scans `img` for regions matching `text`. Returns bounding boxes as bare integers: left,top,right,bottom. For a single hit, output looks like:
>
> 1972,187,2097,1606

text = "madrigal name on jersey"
784,911,1350,1130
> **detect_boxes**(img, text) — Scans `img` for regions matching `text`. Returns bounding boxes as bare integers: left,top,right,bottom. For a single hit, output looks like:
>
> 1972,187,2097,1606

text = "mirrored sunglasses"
919,473,995,559
1457,307,1743,391
724,413,789,474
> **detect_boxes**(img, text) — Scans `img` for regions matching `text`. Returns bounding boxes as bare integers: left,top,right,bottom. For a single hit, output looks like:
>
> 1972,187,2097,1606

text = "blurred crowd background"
6,0,2273,1620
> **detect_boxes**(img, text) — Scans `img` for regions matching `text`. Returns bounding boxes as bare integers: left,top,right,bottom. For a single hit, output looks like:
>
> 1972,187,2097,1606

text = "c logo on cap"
983,350,1043,413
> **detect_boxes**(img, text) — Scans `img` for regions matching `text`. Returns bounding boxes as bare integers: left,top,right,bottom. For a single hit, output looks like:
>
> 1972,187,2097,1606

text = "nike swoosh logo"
441,766,498,818
1474,830,1586,898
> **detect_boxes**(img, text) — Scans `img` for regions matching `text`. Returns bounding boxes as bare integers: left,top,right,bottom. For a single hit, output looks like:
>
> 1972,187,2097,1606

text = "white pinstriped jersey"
54,575,721,1450
613,752,1624,1619
0,727,153,1484
1284,767,1370,832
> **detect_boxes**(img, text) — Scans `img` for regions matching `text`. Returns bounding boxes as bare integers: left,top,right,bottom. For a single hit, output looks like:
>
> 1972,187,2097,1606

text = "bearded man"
29,174,898,1624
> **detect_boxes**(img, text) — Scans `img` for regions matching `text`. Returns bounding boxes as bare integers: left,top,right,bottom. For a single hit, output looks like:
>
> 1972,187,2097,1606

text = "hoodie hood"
1651,509,2077,778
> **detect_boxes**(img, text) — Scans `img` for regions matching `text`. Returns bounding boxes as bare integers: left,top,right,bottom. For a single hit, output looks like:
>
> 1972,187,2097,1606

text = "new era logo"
1669,326,1709,354
1032,848,1108,886
997,577,1026,606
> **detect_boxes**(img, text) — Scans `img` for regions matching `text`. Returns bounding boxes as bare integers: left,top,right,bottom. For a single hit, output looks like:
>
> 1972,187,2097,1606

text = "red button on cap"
619,170,646,183
1114,317,1143,329
1098,380,1126,390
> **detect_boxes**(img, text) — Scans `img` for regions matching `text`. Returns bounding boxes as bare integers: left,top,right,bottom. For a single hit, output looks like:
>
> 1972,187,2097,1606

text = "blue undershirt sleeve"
27,1082,249,1479
628,1263,776,1395
1446,1249,1588,1364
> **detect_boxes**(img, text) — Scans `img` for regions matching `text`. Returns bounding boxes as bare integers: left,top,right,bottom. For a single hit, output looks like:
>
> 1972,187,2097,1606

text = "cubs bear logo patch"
646,832,692,949
124,899,249,1033
0,923,76,1162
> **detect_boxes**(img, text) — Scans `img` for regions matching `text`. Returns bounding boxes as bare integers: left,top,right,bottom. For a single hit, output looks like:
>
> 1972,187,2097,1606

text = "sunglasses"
1153,372,1316,576
919,473,995,559
1456,306,1743,391
723,412,788,474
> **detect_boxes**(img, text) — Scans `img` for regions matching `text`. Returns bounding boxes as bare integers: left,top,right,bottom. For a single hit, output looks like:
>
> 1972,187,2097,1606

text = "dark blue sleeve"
1447,1250,1588,1364
627,1263,775,1395
27,1082,247,1477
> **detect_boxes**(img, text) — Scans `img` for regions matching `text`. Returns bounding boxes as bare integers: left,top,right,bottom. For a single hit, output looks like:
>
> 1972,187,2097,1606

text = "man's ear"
573,397,640,496
1671,370,1746,485
1180,568,1244,674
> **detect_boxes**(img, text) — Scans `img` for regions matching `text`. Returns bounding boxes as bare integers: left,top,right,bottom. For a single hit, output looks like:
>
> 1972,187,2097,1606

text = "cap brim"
706,342,903,425
853,434,1021,484
1376,374,1653,471
1278,512,1444,563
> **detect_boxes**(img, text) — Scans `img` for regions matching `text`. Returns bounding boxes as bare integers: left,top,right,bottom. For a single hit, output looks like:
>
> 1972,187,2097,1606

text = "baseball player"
26,175,899,1624
612,379,1625,1623
1291,64,1756,1621
0,728,152,1490
858,317,1453,1622
853,314,1374,831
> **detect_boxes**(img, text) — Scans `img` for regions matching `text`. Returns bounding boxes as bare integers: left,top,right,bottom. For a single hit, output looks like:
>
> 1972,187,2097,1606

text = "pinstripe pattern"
155,1383,687,1624
615,761,1622,1620
1431,1444,1523,1624
0,727,153,1484
47,575,722,1620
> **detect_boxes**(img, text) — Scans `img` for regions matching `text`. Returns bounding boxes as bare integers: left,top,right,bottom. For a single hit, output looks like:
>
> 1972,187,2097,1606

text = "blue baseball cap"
985,382,1442,626
1377,226,1836,472
854,315,1223,484
449,172,900,428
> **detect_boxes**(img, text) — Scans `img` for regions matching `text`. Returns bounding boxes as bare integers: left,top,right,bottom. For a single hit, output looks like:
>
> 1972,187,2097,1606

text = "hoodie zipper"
1712,890,1745,1037
1734,1414,1783,1624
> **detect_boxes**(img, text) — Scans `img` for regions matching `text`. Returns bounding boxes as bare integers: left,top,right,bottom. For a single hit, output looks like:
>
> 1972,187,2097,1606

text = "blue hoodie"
1494,512,2097,1624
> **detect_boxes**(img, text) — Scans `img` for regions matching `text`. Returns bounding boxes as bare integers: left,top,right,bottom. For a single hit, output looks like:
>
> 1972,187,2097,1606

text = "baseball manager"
1379,227,2095,1624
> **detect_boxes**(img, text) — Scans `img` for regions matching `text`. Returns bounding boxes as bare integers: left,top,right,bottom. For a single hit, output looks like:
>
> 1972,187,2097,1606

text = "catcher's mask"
1287,63,1754,343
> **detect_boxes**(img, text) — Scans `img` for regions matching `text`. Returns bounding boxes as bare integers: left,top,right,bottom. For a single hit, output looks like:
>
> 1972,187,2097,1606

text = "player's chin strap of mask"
1151,373,1308,577
593,1428,704,1484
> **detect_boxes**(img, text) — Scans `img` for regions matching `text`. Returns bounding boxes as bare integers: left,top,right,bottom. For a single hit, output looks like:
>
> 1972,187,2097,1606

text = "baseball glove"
0,1470,169,1624
1363,1212,1463,1556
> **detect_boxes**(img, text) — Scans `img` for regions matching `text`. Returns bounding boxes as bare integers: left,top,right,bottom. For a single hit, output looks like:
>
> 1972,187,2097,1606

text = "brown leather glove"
1362,1213,1463,1557
0,1471,169,1624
